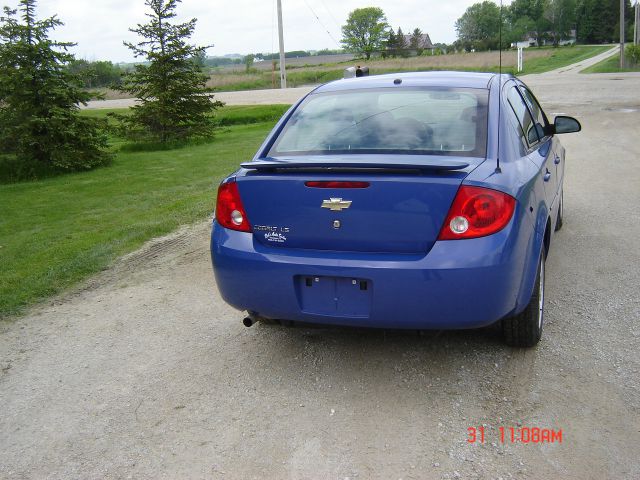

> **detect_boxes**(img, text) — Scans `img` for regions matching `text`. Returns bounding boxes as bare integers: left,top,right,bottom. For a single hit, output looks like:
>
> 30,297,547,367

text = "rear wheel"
502,251,545,347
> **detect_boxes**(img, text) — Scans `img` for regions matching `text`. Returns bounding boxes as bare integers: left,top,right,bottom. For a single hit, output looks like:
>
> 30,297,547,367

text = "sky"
3,0,490,63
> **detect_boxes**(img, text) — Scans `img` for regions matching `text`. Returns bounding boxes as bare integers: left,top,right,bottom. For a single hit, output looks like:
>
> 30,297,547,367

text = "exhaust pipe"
242,316,255,327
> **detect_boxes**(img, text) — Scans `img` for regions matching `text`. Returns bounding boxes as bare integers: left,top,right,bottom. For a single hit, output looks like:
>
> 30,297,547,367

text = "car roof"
313,71,504,94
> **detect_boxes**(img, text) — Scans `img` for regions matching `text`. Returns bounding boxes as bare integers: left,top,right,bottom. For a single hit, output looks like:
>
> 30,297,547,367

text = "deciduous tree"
455,1,502,50
576,0,633,44
341,7,389,60
509,0,545,44
244,53,255,72
544,0,576,45
67,59,124,88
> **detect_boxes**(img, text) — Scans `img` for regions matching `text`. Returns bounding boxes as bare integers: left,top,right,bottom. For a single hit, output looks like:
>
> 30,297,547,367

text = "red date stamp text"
467,426,563,444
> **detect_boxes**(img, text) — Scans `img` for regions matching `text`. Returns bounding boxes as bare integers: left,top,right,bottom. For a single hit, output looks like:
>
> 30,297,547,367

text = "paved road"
2,71,640,479
82,86,315,109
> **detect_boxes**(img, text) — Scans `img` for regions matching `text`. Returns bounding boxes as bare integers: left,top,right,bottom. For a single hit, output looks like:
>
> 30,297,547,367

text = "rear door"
518,85,558,204
506,85,556,206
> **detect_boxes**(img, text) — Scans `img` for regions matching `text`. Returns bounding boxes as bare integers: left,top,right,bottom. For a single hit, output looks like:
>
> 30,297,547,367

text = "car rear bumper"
210,216,534,330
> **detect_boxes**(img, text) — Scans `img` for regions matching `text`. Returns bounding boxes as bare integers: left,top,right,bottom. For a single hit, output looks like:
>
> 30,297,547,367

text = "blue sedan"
210,71,581,347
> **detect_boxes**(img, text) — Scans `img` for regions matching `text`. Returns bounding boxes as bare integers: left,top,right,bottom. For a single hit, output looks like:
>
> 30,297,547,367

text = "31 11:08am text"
468,426,563,444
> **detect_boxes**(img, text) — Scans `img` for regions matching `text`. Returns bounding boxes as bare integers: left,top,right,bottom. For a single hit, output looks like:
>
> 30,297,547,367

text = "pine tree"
0,0,110,173
396,27,409,57
410,28,424,55
386,29,397,57
115,0,222,143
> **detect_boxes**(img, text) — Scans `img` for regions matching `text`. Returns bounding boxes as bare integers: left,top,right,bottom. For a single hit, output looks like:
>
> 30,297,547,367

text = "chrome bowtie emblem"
321,198,352,211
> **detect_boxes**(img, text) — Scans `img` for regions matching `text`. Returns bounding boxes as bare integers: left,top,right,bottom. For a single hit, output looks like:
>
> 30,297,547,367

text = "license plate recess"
295,275,372,317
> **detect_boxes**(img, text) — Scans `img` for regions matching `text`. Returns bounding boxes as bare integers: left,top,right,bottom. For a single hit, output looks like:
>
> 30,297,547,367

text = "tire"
502,251,545,347
555,190,564,231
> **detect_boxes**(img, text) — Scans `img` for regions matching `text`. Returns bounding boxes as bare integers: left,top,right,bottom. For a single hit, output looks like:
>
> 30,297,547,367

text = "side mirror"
554,115,581,134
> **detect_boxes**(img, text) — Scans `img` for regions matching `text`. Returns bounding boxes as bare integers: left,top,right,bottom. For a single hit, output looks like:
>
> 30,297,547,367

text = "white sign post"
517,47,524,73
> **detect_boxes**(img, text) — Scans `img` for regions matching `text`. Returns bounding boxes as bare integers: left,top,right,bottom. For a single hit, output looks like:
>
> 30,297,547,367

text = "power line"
318,0,342,30
301,0,340,46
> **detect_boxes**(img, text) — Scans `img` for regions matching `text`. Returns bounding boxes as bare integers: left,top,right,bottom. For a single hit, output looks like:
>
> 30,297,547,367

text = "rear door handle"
554,155,561,165
544,170,552,182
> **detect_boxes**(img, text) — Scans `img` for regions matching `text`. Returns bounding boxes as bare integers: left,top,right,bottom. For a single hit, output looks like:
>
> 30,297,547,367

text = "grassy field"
202,45,610,92
581,53,640,73
0,105,289,318
519,44,611,73
93,46,612,99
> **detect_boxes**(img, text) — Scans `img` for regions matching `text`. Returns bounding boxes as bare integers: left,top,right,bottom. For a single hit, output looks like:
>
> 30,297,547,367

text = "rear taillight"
438,186,515,240
215,180,251,232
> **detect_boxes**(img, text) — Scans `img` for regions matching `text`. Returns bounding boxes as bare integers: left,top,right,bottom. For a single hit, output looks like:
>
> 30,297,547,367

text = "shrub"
626,44,640,65
0,0,111,176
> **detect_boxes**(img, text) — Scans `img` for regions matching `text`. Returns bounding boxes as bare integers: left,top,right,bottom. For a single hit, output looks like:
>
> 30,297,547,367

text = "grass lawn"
0,105,289,319
519,45,611,74
580,53,640,73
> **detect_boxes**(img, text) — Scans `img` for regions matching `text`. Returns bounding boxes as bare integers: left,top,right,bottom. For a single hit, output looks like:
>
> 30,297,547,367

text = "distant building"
404,33,434,49
386,32,434,56
402,32,434,54
511,30,577,48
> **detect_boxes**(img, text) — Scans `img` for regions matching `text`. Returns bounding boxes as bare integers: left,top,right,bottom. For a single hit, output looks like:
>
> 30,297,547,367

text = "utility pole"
620,0,625,68
277,0,287,89
635,0,639,45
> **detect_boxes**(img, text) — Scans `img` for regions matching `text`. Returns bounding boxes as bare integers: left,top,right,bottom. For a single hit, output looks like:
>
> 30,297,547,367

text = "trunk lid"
236,156,477,254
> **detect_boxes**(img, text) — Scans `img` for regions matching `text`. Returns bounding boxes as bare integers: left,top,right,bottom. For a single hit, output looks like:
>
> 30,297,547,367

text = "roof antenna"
495,0,503,174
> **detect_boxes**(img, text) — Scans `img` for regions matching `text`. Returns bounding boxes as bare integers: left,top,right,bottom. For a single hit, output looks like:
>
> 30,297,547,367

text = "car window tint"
269,87,489,158
507,86,539,147
519,87,547,141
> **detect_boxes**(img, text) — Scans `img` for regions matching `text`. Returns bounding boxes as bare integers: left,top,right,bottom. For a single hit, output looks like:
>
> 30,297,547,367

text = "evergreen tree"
396,27,408,57
386,29,397,57
410,28,425,55
115,0,222,143
0,0,110,173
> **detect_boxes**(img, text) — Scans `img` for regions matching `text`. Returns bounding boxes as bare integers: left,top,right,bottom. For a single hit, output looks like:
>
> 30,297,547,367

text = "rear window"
268,87,488,158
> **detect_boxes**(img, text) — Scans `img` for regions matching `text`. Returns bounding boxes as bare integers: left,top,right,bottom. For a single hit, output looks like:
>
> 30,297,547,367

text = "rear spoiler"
241,159,470,172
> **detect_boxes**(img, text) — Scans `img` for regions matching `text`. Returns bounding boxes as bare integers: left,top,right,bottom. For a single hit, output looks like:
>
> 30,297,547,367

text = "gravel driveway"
1,71,639,479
